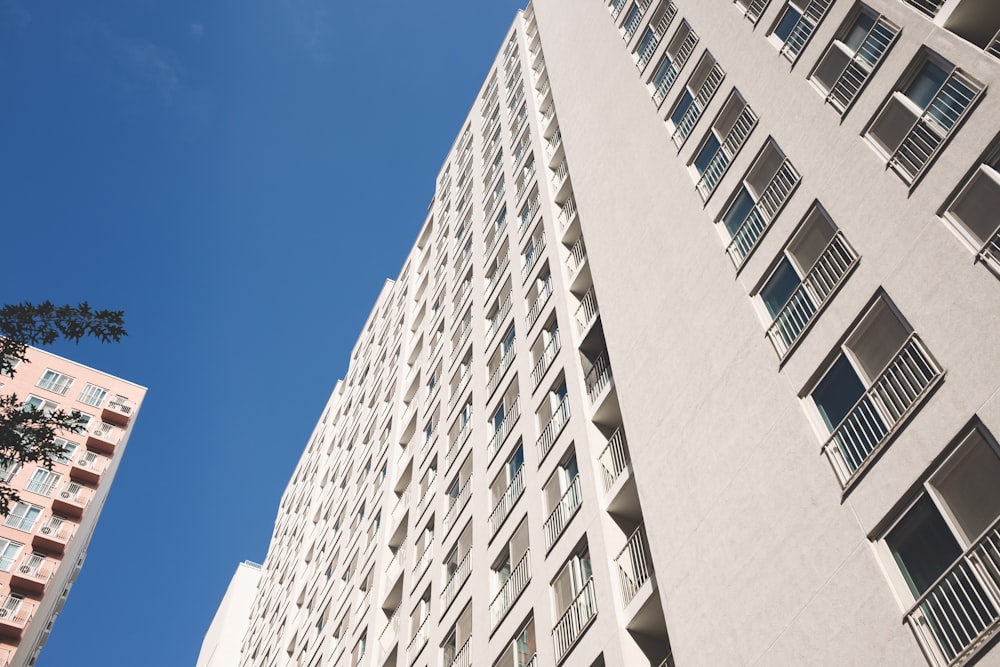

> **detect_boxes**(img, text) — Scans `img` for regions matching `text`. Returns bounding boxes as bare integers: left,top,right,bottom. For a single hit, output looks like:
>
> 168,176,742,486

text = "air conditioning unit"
77,460,88,468
60,492,71,499
19,566,31,574
0,608,10,618
40,527,52,535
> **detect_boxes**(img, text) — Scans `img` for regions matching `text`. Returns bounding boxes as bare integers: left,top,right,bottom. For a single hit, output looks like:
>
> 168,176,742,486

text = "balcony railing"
384,546,406,576
443,476,472,534
522,233,547,282
487,344,517,399
611,0,627,19
485,251,510,299
536,80,551,104
654,3,678,38
671,63,725,145
0,595,34,629
491,549,531,627
452,317,473,364
725,159,801,267
515,162,536,202
448,368,471,412
695,105,758,200
486,293,514,342
544,475,582,550
448,636,472,667
407,613,430,663
531,333,561,388
584,351,614,404
566,237,587,275
75,450,110,476
520,195,540,234
739,0,769,23
412,539,433,579
559,195,578,230
637,31,660,69
14,552,56,586
487,399,521,462
537,394,571,463
979,227,1000,275
575,287,599,333
553,577,597,661
652,32,697,105
527,279,554,330
779,0,832,61
489,464,525,536
379,604,400,651
441,549,472,611
623,6,644,39
766,231,859,358
988,27,1000,59
547,128,563,155
904,515,1000,666
37,515,75,543
616,525,653,606
391,488,410,527
551,159,570,189
901,0,944,18
821,333,943,487
598,427,630,492
447,418,472,469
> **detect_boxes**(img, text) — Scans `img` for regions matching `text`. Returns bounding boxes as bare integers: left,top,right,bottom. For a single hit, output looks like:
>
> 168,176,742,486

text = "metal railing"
391,488,410,527
544,475,582,550
452,315,473,364
779,0,832,60
655,2,678,37
551,158,570,189
553,577,597,661
90,421,122,446
520,195,540,235
823,17,897,113
988,27,1000,59
636,29,660,69
441,549,472,610
611,0,627,20
566,237,587,274
515,162,536,202
487,399,521,462
448,367,471,412
485,251,510,299
559,195,578,230
527,278,554,328
522,232,547,282
766,231,859,357
531,333,561,388
38,515,75,542
671,63,725,145
536,80,551,104
443,476,472,534
695,105,758,200
0,596,34,627
888,70,981,184
740,0,770,23
487,343,517,398
725,159,801,267
616,525,653,606
448,636,472,667
901,0,945,18
412,538,433,578
447,418,472,469
537,394,571,462
575,287,599,333
486,292,514,342
979,227,1000,275
652,32,697,105
15,553,56,584
407,613,430,662
598,427,630,492
491,549,531,627
106,395,135,417
547,128,563,155
904,516,1000,666
489,464,525,536
25,476,58,498
821,333,943,487
584,350,614,404
379,604,400,650
57,481,93,507
623,5,644,39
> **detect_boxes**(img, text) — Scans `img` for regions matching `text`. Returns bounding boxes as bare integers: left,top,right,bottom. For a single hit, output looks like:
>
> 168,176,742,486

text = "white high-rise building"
233,1,1000,665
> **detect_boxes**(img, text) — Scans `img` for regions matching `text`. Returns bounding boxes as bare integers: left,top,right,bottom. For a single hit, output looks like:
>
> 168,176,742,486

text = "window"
649,21,698,105
37,370,74,396
494,617,537,667
78,384,108,407
808,295,943,486
0,540,21,572
810,5,898,113
718,140,800,267
767,0,832,60
52,437,77,465
942,143,1000,275
489,443,525,535
755,204,859,357
4,502,42,532
691,90,758,199
866,52,983,184
543,451,582,549
621,3,643,40
667,53,725,146
0,460,19,483
734,0,772,24
552,548,597,660
878,425,1000,665
490,520,530,626
23,395,58,417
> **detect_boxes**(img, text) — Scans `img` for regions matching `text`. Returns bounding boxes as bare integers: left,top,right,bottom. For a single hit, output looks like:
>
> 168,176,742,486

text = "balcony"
451,318,473,366
695,105,758,200
553,577,597,662
821,334,944,487
102,396,135,426
52,481,94,517
585,351,614,407
544,475,582,551
575,288,599,334
10,553,57,594
652,32,697,105
527,279,553,331
487,344,517,399
616,525,654,608
448,636,472,667
550,159,571,203
412,539,433,582
519,195,540,235
566,237,587,276
446,420,472,471
558,195,578,233
487,399,520,463
598,427,631,493
515,162,536,202
86,421,123,455
407,614,430,664
489,465,525,537
0,597,34,638
490,549,531,627
531,333,561,389
981,227,1000,276
547,128,563,159
902,0,945,17
725,159,801,267
390,489,410,531
448,369,472,414
537,394,571,464
384,546,406,581
378,605,401,657
443,477,472,536
486,293,514,344
670,62,725,146
522,233,547,282
441,549,472,612
33,515,76,554
766,231,859,358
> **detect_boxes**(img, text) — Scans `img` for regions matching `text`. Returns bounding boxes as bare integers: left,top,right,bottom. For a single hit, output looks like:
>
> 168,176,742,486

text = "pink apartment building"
0,347,144,667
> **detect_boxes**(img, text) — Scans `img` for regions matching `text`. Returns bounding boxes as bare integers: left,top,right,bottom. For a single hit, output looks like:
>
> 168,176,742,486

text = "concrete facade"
200,562,263,667
236,1,1000,666
0,347,144,667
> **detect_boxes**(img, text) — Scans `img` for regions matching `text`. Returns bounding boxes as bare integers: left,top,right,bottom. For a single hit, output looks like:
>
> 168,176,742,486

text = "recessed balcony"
553,577,597,663
537,395,571,464
543,475,582,552
490,549,531,628
531,334,561,390
10,553,57,595
406,614,430,664
33,515,76,554
489,465,525,538
487,399,520,463
378,604,400,660
584,350,616,421
442,477,472,537
441,549,472,613
615,525,658,629
575,288,600,336
550,159,572,205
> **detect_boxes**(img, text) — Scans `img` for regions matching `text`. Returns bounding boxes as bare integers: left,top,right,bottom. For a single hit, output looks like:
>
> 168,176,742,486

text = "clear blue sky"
0,0,525,663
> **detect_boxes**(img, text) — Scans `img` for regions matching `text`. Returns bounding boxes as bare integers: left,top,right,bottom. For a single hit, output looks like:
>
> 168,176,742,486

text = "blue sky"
0,0,525,663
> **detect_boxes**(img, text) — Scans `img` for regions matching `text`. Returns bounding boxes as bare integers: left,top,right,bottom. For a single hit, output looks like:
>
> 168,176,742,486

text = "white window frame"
37,369,74,396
